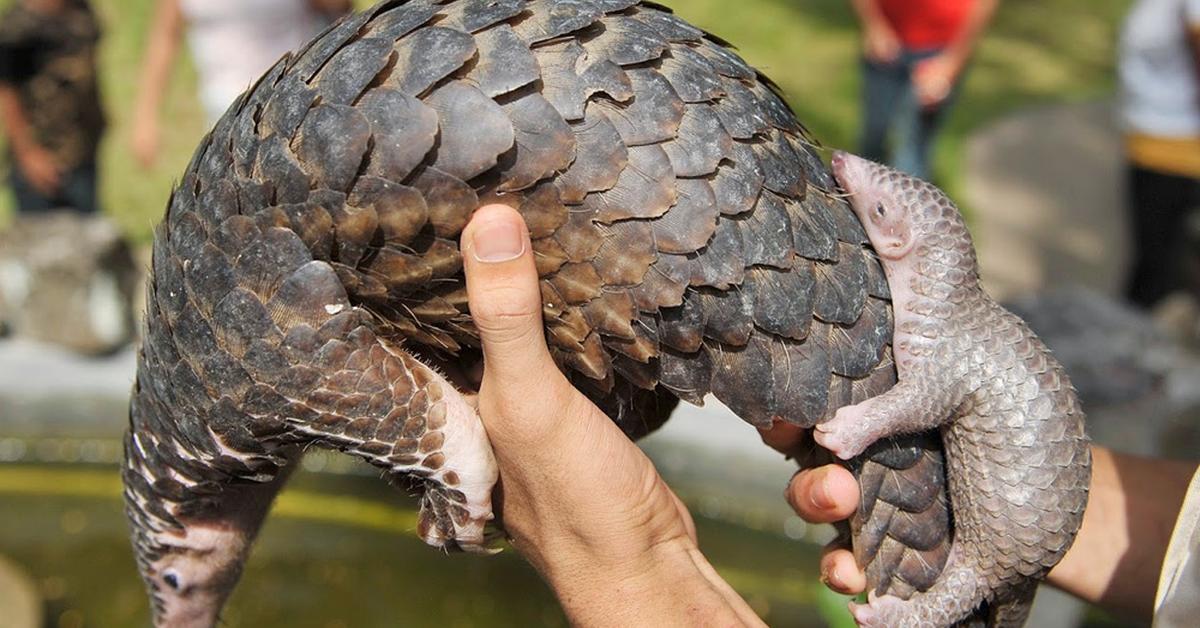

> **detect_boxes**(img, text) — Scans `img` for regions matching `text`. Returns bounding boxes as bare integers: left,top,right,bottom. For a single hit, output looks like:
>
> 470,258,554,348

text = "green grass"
0,0,1131,241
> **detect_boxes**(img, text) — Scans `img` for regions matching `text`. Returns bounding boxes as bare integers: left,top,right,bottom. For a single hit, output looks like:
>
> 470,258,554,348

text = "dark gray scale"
581,144,676,222
591,69,685,146
579,14,669,67
437,0,526,33
463,25,541,98
554,110,628,202
658,46,726,103
389,27,478,97
662,104,731,177
125,1,964,626
651,180,720,254
357,89,440,183
511,0,604,44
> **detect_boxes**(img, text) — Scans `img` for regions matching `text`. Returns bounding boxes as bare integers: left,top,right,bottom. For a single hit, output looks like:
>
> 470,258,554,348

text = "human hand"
132,117,161,170
15,144,61,194
462,205,762,626
912,52,963,108
759,421,866,595
862,21,901,64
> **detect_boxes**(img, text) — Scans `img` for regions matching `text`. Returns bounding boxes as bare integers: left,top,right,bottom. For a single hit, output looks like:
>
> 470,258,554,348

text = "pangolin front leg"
816,377,962,460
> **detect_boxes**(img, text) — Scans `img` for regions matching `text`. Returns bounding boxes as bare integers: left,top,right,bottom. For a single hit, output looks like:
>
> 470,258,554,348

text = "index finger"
786,465,859,524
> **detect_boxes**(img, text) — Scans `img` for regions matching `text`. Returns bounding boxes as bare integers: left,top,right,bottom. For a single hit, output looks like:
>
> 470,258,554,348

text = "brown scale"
124,1,966,626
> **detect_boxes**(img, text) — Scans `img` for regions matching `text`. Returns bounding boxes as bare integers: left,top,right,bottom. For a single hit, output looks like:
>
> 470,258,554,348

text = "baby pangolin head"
830,151,970,263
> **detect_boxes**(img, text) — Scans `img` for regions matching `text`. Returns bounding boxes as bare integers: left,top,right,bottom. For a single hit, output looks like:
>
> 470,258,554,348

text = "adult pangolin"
127,0,967,625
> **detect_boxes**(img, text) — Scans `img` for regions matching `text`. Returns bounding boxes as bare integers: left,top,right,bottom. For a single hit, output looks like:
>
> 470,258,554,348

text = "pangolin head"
830,151,966,262
124,433,265,628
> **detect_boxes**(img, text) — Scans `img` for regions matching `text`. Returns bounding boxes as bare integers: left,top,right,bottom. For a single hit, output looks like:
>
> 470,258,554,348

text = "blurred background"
0,0,1196,626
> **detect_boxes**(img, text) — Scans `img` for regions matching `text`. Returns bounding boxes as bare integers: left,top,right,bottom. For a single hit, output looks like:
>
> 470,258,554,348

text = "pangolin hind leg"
195,223,498,550
986,582,1036,628
283,327,498,550
851,543,996,627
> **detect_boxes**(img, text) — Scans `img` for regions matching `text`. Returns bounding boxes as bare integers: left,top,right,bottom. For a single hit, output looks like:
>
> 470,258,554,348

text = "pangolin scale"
123,0,957,625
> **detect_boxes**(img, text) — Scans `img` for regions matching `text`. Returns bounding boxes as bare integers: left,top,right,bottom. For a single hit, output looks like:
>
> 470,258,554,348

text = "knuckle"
470,286,542,325
474,311,543,348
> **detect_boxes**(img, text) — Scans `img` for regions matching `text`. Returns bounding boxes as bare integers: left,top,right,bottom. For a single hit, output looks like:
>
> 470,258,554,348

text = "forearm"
946,0,999,59
133,0,182,121
1047,447,1196,621
850,0,889,29
0,84,37,153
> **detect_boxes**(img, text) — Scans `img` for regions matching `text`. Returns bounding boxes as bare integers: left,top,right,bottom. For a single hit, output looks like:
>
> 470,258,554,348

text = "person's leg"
58,162,101,214
858,56,908,164
1125,165,1192,307
892,49,951,181
1182,177,1200,299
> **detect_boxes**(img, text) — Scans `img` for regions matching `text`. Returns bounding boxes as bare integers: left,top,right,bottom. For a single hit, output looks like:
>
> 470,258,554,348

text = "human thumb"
461,204,556,386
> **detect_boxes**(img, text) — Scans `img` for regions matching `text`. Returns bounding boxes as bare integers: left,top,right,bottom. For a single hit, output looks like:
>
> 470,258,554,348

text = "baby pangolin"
821,152,1091,627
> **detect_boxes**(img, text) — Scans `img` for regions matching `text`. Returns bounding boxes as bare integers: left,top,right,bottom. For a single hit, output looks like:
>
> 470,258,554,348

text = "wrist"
539,532,692,594
503,466,689,573
864,19,894,38
133,101,160,126
942,39,976,68
540,535,747,627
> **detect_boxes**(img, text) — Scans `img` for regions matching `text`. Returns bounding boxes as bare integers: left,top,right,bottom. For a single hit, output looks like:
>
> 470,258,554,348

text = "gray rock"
0,212,139,355
965,102,1127,301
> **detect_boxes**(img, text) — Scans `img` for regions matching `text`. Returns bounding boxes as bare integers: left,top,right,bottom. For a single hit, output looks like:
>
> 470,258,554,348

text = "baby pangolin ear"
876,226,915,260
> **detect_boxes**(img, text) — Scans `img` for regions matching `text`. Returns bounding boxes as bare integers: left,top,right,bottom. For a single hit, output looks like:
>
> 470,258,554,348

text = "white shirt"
1119,0,1200,137
178,0,329,122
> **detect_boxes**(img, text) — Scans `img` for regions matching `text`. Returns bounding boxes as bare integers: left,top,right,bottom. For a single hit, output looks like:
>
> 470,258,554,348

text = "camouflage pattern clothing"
0,0,105,173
